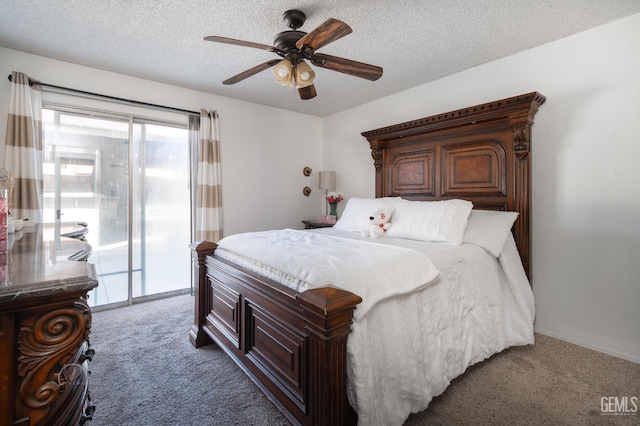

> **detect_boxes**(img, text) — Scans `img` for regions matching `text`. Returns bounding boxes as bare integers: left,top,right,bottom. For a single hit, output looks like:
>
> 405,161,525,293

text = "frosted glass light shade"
273,59,293,87
295,60,315,88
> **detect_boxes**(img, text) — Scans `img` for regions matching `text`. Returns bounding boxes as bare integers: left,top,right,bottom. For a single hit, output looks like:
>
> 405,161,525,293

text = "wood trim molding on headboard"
361,92,546,278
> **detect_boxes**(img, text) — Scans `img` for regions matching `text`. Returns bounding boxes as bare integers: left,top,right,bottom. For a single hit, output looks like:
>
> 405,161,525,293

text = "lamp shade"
273,59,294,87
295,60,315,88
318,171,336,190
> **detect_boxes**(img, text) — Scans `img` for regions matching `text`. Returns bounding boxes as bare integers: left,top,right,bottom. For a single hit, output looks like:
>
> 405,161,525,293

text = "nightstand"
302,220,334,229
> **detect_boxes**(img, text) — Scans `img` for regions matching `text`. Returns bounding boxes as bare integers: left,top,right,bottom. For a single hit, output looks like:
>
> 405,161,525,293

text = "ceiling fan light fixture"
273,59,294,87
206,10,383,99
295,60,315,88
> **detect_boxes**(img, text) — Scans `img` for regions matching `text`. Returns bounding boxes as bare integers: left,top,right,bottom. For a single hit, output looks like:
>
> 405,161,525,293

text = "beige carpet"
89,295,639,425
407,333,639,425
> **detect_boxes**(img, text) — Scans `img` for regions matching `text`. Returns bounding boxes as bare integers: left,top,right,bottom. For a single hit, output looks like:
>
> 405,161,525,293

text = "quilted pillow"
385,199,473,244
334,197,401,232
463,210,519,256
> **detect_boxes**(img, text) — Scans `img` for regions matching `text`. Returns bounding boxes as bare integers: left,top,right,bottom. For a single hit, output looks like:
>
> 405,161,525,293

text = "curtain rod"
7,74,200,116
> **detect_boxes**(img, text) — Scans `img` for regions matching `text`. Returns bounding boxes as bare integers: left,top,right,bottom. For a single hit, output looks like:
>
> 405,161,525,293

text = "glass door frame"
42,104,193,311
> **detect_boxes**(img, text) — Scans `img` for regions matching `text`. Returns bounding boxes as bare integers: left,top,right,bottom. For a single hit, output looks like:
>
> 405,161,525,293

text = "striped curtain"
195,109,222,242
3,71,43,222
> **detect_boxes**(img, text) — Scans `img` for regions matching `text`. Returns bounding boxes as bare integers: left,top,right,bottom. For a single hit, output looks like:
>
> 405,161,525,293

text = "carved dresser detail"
0,223,98,425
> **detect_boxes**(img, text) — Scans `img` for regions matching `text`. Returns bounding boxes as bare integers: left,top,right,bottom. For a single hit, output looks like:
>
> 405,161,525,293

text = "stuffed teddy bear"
361,206,393,238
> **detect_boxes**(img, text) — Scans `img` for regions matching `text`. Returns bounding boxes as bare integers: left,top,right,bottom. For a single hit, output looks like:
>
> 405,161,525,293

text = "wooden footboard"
190,241,362,426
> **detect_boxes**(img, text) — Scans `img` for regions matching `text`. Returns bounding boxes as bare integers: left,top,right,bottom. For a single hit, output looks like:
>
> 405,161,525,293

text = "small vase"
329,203,338,219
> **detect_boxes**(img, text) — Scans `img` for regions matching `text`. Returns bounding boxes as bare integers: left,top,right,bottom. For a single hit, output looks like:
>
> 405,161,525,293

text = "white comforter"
216,229,440,320
216,228,535,426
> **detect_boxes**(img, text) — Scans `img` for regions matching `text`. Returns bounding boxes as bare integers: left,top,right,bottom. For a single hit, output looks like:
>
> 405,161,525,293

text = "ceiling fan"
204,9,383,100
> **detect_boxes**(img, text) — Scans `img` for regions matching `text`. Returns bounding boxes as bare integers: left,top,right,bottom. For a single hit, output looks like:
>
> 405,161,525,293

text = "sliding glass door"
42,108,191,308
131,122,191,298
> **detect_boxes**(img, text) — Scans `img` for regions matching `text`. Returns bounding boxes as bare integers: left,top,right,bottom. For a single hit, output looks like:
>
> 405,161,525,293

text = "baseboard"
535,329,640,365
92,288,192,313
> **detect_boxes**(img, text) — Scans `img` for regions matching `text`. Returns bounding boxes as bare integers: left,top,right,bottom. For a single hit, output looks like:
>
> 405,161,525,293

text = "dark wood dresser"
0,223,98,425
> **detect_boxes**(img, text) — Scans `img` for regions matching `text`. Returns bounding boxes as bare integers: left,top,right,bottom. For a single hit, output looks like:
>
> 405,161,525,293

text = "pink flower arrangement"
326,191,344,204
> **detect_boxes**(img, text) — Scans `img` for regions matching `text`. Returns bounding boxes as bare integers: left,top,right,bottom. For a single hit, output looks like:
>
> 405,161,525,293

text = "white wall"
0,47,324,236
1,12,638,363
324,13,640,363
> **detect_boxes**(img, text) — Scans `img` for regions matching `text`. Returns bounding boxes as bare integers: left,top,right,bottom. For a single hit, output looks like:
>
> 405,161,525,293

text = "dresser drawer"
41,338,96,425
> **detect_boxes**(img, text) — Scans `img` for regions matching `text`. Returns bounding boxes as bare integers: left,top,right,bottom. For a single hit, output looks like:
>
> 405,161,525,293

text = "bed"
189,92,546,425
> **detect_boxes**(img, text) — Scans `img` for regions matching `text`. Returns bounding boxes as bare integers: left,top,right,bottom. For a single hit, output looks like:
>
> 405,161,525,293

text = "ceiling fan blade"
298,84,317,100
204,36,284,54
223,59,281,85
310,53,383,81
295,18,352,52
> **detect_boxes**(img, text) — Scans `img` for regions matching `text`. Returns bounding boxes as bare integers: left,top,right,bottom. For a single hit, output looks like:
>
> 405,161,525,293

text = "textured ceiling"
1,1,639,117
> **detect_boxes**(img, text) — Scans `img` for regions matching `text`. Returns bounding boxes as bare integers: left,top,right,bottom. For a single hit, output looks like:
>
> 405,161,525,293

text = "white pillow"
463,210,519,256
386,199,473,245
334,197,401,232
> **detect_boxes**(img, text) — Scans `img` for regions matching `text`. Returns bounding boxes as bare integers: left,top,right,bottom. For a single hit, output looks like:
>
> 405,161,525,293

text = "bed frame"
190,92,545,425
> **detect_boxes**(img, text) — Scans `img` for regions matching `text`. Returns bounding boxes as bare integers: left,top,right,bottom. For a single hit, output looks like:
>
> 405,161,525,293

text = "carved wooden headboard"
361,92,546,278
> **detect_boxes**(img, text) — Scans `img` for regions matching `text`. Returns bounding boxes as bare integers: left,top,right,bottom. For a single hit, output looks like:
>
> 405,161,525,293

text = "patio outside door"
42,109,191,307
